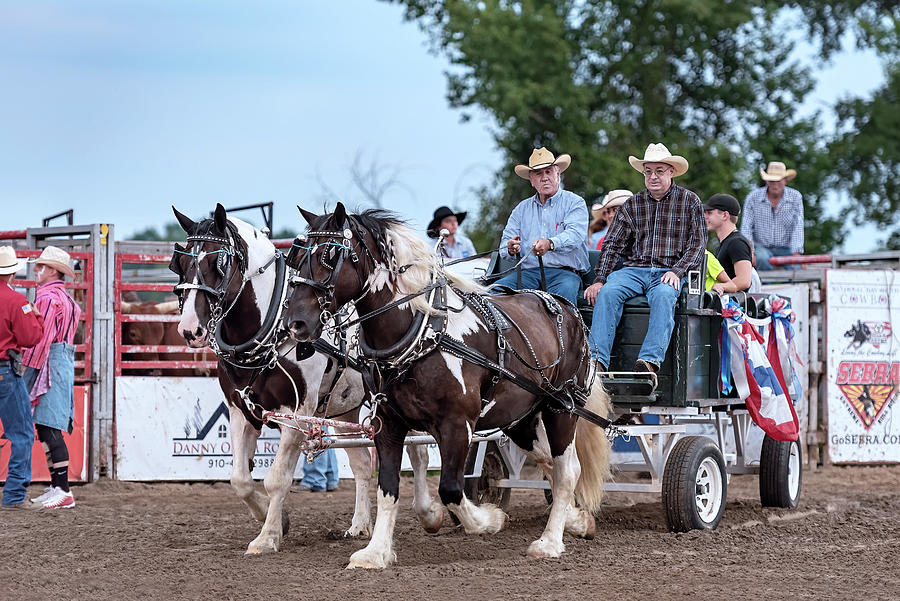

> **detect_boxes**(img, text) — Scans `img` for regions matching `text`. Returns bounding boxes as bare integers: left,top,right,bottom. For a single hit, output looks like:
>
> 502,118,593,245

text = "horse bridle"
171,224,247,323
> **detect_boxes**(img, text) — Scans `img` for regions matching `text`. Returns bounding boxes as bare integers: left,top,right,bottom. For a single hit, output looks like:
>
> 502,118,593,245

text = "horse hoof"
344,524,372,538
346,549,391,570
420,507,444,534
526,538,564,559
245,542,278,556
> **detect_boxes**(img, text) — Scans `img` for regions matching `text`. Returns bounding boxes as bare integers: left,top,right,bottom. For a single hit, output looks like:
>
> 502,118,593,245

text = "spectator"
583,143,705,377
740,161,804,270
22,246,81,509
494,147,589,306
587,202,608,250
703,193,753,293
704,250,731,292
592,189,631,250
0,246,44,509
427,206,476,259
298,445,339,493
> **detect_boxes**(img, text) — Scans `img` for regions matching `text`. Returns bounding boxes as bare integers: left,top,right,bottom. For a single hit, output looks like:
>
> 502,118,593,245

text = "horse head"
169,203,274,347
283,202,378,342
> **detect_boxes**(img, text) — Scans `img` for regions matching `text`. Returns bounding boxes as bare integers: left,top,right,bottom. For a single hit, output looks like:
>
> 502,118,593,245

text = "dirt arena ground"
3,465,898,601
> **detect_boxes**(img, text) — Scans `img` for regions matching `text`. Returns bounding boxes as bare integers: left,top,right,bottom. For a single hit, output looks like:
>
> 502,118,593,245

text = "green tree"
384,0,895,254
131,222,190,241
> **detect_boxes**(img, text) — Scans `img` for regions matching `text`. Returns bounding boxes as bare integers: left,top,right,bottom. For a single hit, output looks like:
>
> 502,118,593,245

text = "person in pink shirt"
22,246,81,510
0,246,44,508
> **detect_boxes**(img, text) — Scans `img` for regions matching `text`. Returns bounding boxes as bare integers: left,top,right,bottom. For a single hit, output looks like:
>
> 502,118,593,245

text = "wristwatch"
548,239,555,251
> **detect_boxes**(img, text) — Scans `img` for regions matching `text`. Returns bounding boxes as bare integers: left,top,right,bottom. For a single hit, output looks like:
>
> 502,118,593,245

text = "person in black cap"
427,206,476,259
703,193,753,293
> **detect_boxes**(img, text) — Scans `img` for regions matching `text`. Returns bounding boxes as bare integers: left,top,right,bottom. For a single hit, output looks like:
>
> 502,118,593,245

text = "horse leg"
441,422,506,535
347,416,407,569
344,444,374,538
527,419,581,559
246,425,304,555
228,405,267,523
408,440,444,533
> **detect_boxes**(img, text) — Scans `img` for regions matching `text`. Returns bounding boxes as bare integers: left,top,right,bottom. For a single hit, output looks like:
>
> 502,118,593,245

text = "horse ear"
298,205,319,226
333,202,347,224
172,207,196,234
213,203,228,232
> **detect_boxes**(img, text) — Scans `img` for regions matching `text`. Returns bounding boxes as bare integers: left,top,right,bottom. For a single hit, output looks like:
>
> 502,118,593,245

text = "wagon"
461,250,803,532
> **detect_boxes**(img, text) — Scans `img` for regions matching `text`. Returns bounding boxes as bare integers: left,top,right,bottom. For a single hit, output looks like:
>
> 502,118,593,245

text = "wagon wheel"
662,436,727,532
759,436,802,509
463,441,511,510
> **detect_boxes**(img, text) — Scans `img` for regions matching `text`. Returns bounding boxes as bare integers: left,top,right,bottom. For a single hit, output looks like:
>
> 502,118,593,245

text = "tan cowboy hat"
628,143,689,177
760,161,797,182
31,245,75,278
0,246,27,275
514,147,571,180
599,189,633,210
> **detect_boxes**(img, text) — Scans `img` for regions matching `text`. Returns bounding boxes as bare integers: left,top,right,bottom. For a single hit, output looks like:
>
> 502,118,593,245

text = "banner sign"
826,270,900,463
114,376,437,481
1,385,90,483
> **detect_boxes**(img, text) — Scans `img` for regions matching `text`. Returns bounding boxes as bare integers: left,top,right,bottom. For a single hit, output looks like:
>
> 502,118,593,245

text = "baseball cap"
702,193,741,216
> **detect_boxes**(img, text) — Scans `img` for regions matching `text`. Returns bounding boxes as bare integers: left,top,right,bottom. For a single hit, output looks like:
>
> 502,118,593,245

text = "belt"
547,265,579,274
0,360,9,367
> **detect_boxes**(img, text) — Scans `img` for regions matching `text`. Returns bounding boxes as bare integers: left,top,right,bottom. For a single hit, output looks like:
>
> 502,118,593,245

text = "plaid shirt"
740,186,804,253
594,183,705,283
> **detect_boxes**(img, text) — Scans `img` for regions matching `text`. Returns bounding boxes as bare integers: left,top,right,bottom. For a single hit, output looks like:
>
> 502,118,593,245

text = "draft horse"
168,204,443,554
283,203,612,569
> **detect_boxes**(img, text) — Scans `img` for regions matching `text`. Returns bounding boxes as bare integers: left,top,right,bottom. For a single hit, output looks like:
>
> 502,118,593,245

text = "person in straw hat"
0,246,44,509
493,146,589,306
589,189,632,250
426,205,476,259
21,246,82,509
583,143,705,378
739,161,804,270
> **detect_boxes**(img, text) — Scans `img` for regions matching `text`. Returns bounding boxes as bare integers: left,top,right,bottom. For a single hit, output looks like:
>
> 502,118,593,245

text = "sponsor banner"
826,270,900,463
0,385,90,483
115,376,367,480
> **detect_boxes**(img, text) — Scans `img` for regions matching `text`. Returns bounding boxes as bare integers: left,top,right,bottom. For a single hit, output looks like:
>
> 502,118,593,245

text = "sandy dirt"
2,465,898,601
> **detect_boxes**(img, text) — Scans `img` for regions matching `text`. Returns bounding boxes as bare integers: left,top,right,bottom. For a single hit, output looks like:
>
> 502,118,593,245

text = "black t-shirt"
716,230,753,283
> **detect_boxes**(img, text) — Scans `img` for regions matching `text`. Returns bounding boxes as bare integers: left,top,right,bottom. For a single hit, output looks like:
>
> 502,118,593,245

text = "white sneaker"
31,487,58,504
42,489,75,510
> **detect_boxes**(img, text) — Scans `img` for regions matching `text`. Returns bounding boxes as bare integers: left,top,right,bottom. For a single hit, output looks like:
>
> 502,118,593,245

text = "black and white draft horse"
283,203,611,569
169,204,443,555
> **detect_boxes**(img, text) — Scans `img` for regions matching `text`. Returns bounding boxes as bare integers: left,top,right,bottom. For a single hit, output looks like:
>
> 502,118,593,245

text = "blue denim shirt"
500,186,589,271
429,232,477,259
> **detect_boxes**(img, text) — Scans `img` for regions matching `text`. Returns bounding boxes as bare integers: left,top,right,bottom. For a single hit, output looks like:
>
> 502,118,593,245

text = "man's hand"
661,270,681,290
507,235,521,256
583,282,603,306
711,282,726,295
532,238,551,256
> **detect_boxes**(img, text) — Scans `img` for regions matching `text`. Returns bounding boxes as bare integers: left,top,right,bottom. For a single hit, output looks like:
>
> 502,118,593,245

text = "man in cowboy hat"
427,206,476,259
583,143,705,377
22,246,82,509
494,147,589,306
740,161,804,270
0,246,44,508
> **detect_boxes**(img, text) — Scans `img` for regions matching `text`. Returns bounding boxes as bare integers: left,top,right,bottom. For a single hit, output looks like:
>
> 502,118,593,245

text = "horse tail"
574,379,612,515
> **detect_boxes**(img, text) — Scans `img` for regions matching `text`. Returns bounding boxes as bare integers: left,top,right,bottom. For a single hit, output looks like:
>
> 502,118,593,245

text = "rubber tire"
463,441,511,510
759,436,802,508
662,436,727,532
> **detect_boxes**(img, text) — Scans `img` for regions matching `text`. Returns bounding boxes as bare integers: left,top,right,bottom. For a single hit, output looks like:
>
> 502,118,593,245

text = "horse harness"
292,219,613,431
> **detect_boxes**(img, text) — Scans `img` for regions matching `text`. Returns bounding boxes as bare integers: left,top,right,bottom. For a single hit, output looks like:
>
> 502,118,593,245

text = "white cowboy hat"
628,143,689,177
514,147,571,180
760,161,797,182
31,245,75,278
0,246,27,275
599,189,633,210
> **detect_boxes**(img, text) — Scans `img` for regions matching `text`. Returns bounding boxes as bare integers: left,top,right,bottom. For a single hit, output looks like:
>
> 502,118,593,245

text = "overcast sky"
0,1,886,251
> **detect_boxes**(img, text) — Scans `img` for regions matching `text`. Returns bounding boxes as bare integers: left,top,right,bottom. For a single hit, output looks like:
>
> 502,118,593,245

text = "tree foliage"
385,0,897,254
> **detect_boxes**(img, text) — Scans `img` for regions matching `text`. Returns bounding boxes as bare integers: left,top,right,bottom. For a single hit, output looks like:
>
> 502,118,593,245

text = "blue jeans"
0,364,35,505
755,245,794,271
492,267,582,307
300,448,339,491
588,267,683,368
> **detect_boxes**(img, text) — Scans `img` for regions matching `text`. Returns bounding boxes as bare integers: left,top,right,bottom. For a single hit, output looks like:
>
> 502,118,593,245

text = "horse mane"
346,209,487,315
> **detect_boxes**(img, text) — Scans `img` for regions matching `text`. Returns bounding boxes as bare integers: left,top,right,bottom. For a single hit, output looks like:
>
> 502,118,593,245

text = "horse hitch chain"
604,425,628,442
